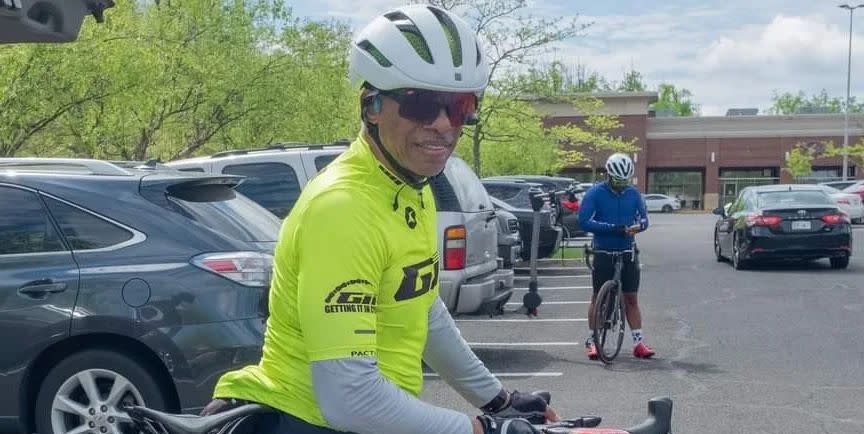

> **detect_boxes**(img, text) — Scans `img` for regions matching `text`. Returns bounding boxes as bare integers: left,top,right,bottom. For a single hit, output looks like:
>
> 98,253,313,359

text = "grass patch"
549,247,586,259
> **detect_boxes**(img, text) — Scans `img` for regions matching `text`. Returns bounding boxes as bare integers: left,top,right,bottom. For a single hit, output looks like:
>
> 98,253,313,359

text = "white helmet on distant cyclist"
606,153,635,180
348,4,490,94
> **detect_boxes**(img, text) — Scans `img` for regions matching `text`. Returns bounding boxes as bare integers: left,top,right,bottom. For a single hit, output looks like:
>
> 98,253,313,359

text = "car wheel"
714,231,725,262
662,204,673,213
830,256,850,269
35,349,168,434
732,234,747,270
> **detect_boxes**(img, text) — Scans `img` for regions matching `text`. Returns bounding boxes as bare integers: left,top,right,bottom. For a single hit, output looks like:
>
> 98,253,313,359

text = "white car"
643,194,682,212
818,185,864,223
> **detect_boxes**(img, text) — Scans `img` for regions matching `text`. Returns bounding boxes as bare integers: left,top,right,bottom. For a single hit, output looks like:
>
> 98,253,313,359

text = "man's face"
367,90,473,177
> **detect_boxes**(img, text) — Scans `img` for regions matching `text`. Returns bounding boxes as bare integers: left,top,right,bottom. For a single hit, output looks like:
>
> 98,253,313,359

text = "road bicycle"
584,242,638,364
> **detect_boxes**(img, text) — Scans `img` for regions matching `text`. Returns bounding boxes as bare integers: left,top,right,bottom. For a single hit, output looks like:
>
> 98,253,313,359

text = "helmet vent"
357,40,392,67
384,11,434,64
428,6,462,67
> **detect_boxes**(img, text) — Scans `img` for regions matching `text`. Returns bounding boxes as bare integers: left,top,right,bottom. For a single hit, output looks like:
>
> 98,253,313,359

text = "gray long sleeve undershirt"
421,298,503,407
310,298,503,434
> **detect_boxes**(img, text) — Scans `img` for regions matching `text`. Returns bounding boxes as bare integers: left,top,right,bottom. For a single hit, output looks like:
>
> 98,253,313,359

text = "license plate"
791,220,811,230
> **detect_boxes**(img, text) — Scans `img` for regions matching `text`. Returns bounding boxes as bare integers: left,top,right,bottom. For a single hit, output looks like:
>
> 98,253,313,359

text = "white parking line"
468,342,581,347
512,286,592,290
455,318,587,323
424,372,563,378
514,275,589,280
505,301,589,306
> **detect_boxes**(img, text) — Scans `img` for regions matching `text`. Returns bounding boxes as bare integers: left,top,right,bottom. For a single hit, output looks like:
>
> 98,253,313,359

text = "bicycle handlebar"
535,396,672,434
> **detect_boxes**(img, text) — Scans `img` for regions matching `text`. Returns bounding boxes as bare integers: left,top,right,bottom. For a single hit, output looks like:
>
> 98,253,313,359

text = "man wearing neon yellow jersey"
202,5,558,434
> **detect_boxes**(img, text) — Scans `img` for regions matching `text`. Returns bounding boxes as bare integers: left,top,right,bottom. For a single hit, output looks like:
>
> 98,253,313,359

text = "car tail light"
192,252,273,287
821,213,849,225
746,214,782,227
444,225,466,270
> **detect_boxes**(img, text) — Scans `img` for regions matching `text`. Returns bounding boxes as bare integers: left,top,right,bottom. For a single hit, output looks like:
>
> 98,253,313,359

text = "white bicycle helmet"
606,153,635,180
348,4,490,94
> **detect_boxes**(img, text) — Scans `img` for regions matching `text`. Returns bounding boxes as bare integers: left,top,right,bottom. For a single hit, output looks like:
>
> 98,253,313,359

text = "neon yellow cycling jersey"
213,135,440,428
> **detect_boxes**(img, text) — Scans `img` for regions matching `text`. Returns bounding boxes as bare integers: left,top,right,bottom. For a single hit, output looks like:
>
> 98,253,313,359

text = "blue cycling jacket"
577,182,649,250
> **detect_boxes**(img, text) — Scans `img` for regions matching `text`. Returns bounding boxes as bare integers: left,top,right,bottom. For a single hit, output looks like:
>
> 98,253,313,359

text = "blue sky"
290,1,864,116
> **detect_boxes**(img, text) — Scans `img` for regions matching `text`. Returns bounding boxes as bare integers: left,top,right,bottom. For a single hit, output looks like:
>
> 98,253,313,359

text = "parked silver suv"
428,156,514,314
166,142,514,314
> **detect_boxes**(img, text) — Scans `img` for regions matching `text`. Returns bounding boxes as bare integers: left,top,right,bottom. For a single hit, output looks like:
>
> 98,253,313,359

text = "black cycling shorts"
591,250,640,294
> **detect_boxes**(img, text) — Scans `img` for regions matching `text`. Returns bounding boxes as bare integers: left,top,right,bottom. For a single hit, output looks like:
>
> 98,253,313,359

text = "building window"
647,170,704,209
795,166,855,183
718,167,779,206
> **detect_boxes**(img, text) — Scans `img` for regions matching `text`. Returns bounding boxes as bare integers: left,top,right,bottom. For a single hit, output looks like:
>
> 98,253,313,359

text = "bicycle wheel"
592,280,625,363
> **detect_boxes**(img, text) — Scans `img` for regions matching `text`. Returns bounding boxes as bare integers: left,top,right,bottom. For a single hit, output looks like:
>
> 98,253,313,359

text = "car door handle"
18,279,68,297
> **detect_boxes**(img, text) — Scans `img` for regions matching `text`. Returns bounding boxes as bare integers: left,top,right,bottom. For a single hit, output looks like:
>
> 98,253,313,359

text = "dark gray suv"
0,159,280,434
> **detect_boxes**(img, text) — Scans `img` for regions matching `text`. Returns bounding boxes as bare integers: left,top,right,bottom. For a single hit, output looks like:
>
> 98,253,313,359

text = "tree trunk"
472,123,483,175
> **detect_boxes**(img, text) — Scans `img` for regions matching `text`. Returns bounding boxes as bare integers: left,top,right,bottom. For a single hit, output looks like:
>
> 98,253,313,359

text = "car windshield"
756,190,835,208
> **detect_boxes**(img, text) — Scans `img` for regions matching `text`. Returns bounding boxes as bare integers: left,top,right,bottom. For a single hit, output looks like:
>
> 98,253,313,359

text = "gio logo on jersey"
394,255,439,301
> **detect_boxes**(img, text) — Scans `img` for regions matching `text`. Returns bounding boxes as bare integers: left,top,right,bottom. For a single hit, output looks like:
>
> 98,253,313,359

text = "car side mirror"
0,0,114,44
712,207,725,217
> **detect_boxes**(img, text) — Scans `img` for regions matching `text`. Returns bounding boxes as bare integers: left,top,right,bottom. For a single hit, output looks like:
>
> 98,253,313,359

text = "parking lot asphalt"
421,213,864,434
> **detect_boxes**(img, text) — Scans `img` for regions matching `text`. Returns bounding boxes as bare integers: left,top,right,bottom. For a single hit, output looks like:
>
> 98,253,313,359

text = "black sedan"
713,184,853,269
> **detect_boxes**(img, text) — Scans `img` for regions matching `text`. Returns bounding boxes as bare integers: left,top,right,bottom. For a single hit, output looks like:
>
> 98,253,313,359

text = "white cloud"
695,14,864,114
546,11,864,115
702,15,863,76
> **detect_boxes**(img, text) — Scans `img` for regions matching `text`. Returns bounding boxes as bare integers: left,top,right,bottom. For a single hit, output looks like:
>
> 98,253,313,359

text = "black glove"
476,415,539,434
485,390,550,424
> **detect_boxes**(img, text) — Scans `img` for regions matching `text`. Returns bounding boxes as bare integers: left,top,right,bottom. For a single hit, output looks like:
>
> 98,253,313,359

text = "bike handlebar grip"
626,397,672,434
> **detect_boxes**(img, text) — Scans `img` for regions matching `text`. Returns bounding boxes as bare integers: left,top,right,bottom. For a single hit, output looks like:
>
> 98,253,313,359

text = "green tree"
768,89,864,115
551,96,640,180
515,61,611,96
823,139,864,173
783,144,814,179
617,69,647,92
0,33,121,157
455,96,575,176
651,83,697,117
4,0,355,160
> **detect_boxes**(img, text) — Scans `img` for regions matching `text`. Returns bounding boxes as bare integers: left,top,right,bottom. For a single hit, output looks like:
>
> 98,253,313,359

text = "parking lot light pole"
839,3,864,181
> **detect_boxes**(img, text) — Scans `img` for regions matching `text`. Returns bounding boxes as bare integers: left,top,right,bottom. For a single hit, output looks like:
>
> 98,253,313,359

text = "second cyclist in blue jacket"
578,153,655,360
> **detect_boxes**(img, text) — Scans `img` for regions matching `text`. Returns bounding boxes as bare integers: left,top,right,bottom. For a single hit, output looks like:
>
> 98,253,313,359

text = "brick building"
531,92,864,210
